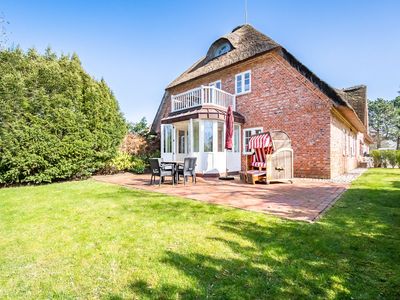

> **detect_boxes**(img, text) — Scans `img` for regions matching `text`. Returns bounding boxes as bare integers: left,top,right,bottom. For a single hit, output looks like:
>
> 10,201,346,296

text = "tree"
0,48,127,184
123,117,159,157
368,98,397,148
128,117,150,137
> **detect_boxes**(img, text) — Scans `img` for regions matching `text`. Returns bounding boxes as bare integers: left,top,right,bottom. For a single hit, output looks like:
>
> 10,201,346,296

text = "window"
342,129,347,156
243,127,262,154
178,130,185,154
235,70,251,95
163,125,173,153
193,121,199,152
209,80,222,90
204,121,213,152
351,134,356,157
214,42,231,57
359,140,363,156
209,81,222,103
217,122,224,152
233,124,240,152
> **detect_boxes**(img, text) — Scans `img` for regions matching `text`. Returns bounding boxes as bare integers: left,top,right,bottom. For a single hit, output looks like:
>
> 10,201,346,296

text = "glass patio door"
176,128,187,162
161,124,175,162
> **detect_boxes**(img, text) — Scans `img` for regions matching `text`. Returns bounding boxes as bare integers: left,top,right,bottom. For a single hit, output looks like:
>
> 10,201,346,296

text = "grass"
0,169,399,299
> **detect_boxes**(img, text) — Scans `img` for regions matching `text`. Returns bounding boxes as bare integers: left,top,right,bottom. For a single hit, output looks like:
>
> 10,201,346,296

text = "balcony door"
209,80,222,104
209,80,221,89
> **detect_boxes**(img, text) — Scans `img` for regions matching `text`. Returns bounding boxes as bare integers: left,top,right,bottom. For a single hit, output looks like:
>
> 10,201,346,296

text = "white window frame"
162,124,173,154
233,124,241,153
235,70,251,95
243,127,263,154
351,134,356,157
192,120,200,153
214,43,231,57
209,80,222,90
217,121,225,152
203,120,214,153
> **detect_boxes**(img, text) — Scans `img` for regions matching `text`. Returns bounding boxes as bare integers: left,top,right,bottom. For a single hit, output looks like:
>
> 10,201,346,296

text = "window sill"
235,90,251,96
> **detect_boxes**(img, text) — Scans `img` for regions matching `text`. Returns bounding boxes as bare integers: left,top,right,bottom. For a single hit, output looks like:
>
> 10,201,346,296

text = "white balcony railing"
171,86,236,112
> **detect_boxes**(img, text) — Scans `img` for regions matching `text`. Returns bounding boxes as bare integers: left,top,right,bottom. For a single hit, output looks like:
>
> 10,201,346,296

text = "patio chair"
149,158,175,186
177,157,197,185
159,158,173,171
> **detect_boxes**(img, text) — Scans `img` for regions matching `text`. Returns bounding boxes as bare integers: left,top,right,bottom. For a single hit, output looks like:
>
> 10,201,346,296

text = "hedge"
0,48,126,184
370,150,400,168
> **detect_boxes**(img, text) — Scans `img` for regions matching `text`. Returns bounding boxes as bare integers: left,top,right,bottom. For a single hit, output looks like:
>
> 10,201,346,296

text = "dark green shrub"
381,150,390,168
370,150,382,168
131,157,146,174
0,48,126,184
396,150,400,167
386,150,397,168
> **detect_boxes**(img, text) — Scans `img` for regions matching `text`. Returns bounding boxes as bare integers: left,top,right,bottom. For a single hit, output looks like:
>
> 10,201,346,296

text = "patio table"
162,161,184,183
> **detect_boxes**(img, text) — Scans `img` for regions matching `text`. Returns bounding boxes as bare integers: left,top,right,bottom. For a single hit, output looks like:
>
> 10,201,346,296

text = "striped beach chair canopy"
248,132,274,168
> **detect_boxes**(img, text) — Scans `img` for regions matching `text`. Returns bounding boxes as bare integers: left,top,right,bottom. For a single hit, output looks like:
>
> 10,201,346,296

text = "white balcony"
171,86,236,112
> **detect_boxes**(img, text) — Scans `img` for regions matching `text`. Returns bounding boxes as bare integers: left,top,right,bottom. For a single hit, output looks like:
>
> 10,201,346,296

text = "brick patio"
93,173,348,222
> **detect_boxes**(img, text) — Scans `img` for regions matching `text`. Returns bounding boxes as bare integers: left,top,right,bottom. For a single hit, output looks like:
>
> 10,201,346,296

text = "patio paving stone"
93,173,350,222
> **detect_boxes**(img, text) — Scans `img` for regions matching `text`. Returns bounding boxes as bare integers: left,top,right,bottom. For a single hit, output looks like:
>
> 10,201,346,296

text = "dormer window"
205,38,234,63
214,42,231,57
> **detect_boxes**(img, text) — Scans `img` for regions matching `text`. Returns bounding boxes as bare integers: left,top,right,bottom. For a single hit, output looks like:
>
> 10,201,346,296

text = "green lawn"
0,169,399,299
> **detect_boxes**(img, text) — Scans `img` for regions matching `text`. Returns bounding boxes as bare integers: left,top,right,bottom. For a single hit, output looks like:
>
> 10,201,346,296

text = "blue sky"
2,0,399,124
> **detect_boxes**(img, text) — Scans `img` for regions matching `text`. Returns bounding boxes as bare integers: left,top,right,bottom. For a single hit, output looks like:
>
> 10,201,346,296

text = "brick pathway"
93,173,348,222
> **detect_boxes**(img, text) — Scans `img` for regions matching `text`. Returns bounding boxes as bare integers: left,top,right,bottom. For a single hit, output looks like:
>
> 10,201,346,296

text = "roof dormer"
205,38,234,61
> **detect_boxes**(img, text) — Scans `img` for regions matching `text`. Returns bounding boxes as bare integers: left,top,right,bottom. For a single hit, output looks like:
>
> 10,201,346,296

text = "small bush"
397,151,400,167
371,150,399,168
120,133,147,155
131,157,146,174
381,151,389,168
110,152,134,172
386,150,397,168
100,152,148,174
371,150,382,168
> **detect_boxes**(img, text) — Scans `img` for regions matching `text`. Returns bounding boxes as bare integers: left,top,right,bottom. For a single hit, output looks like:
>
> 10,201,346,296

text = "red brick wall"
234,53,333,178
161,51,345,178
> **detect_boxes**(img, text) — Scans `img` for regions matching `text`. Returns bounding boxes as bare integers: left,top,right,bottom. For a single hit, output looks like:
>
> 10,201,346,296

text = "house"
151,24,372,179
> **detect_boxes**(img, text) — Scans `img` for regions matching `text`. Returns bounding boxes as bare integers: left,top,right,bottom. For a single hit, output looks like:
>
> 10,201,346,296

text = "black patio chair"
177,157,197,185
149,158,175,186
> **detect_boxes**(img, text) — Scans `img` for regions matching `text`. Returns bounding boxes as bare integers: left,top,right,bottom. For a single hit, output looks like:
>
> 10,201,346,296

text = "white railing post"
170,86,235,112
200,85,205,105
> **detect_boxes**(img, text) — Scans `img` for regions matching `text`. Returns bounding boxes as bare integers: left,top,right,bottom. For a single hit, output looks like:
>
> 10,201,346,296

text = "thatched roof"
166,24,280,89
154,24,370,138
335,85,368,126
166,25,357,108
151,91,170,133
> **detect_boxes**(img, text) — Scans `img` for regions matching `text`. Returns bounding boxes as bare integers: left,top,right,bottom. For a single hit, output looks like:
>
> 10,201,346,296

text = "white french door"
175,126,188,162
161,124,175,162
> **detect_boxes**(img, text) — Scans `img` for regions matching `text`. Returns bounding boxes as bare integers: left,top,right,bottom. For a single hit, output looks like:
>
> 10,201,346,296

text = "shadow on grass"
124,184,400,299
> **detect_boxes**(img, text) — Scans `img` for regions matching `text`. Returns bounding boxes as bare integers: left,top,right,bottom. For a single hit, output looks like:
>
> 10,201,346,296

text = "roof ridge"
341,85,366,92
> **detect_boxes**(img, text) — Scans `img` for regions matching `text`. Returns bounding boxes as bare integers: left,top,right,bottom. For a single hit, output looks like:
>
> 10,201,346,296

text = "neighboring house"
151,25,372,179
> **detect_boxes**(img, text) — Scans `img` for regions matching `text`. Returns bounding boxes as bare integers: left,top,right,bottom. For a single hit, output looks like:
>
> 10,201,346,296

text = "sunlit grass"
0,169,399,299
